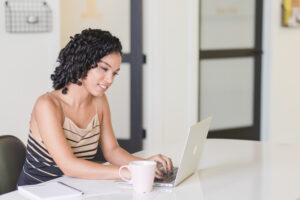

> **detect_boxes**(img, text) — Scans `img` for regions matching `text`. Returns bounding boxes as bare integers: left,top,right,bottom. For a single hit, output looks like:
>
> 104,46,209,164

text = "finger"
155,169,163,179
155,173,163,179
156,161,163,170
155,155,168,172
165,156,173,171
155,168,163,176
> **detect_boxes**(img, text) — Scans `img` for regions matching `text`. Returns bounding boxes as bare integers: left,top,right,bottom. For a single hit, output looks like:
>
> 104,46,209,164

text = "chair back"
0,135,26,194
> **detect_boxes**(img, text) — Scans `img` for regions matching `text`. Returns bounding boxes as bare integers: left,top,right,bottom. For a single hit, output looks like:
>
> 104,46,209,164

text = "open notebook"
18,176,120,199
18,181,82,200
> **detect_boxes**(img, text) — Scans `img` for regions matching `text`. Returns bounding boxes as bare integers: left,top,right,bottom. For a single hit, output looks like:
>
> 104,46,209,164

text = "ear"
76,79,83,86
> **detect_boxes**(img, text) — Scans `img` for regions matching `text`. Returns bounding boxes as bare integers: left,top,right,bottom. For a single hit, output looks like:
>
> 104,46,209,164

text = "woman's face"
83,52,122,96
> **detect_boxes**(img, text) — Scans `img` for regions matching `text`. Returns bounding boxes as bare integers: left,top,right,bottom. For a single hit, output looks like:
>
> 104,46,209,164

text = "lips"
98,83,108,91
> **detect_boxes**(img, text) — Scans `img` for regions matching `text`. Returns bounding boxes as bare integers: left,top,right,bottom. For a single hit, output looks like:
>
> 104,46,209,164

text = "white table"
1,139,300,200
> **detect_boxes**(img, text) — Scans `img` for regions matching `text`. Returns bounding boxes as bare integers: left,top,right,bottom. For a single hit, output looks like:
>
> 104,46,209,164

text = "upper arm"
33,95,76,173
98,95,119,159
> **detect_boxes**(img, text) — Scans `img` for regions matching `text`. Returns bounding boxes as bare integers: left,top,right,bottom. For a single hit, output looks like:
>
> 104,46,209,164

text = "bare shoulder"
94,94,109,108
35,92,60,109
32,92,63,120
94,94,111,119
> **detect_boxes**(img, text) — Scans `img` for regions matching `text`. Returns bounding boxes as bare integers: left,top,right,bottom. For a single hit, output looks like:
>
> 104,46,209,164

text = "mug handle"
119,165,132,183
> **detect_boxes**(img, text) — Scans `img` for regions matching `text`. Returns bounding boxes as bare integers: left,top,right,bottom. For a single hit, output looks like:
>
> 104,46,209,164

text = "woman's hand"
146,154,173,179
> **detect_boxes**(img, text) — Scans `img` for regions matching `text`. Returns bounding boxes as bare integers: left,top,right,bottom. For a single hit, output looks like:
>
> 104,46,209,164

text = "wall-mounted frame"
5,0,52,33
282,0,300,27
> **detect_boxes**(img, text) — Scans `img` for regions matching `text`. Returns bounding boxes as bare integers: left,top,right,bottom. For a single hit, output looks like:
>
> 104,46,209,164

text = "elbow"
103,145,120,163
56,158,78,177
61,167,75,177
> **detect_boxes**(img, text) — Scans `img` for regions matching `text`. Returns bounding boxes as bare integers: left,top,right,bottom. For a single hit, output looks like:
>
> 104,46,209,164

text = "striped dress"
17,114,100,186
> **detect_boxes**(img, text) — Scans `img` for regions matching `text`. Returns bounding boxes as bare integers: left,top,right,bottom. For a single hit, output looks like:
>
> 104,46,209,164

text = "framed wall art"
282,0,300,27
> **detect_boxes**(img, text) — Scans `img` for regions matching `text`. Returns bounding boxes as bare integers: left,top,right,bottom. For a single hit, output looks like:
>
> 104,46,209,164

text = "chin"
88,86,106,97
91,90,105,97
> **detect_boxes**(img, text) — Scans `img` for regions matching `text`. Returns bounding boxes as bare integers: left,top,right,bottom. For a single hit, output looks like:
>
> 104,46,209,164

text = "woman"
18,28,173,186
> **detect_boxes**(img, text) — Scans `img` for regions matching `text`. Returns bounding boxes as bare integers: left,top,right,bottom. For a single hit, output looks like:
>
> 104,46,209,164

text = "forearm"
61,158,121,180
105,146,145,166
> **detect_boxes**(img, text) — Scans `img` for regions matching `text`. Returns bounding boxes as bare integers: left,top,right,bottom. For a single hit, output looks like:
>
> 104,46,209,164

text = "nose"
105,73,114,84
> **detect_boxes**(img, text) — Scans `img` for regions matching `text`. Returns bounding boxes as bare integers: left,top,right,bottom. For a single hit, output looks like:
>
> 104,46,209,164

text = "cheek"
83,70,104,87
87,69,103,81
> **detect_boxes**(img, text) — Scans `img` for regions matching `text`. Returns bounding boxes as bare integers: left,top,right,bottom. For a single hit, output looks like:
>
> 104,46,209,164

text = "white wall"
143,0,199,149
145,0,300,147
0,0,199,148
144,0,300,146
2,0,299,147
0,0,60,143
262,0,300,143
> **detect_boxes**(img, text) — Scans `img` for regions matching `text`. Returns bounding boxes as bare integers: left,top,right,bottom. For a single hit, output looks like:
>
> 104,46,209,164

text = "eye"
100,67,108,72
113,72,119,76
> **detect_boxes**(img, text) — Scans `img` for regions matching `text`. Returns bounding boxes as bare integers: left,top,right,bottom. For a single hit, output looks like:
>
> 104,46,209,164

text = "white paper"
59,176,120,197
18,182,82,200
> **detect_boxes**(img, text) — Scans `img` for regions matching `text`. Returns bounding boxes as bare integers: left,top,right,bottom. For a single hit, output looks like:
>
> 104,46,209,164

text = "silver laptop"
154,117,212,187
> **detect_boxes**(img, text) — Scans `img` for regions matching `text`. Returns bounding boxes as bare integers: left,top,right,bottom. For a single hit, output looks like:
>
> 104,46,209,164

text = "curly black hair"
51,28,122,94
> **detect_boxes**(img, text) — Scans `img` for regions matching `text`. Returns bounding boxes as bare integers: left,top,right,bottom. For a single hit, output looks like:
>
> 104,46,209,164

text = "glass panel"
200,0,255,50
200,57,254,130
60,0,130,53
106,63,130,139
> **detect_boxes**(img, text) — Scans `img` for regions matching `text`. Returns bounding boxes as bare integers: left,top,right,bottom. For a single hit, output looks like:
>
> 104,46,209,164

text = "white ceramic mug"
119,161,156,193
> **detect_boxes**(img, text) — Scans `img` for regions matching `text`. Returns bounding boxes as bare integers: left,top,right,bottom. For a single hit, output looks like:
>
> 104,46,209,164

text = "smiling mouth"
98,84,108,90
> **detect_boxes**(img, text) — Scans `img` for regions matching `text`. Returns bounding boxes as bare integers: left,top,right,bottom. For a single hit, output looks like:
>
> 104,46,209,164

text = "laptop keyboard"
155,167,178,183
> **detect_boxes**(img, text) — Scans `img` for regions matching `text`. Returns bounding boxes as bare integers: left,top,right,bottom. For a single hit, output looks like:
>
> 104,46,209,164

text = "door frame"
118,0,144,153
199,0,263,140
94,0,144,161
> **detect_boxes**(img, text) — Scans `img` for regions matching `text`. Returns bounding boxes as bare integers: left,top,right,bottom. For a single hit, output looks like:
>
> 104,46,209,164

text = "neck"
57,84,93,108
